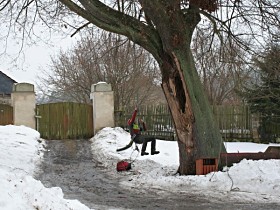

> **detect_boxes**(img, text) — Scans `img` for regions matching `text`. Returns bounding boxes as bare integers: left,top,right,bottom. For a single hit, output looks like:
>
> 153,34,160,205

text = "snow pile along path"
91,127,280,203
0,125,91,210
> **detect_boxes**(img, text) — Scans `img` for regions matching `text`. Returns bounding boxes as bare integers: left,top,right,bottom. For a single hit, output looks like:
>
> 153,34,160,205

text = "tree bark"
161,48,224,175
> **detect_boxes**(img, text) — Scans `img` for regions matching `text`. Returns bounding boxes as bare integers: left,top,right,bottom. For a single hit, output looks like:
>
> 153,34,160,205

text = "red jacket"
127,109,146,136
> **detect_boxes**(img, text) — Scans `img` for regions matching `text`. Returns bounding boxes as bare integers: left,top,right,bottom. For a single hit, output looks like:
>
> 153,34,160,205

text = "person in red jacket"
127,107,160,156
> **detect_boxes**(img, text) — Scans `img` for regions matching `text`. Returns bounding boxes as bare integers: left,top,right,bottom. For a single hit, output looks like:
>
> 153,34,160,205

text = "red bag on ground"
116,161,131,171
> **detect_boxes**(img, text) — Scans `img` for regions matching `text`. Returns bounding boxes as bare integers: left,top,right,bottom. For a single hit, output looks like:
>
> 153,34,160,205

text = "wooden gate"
0,104,13,125
37,102,93,140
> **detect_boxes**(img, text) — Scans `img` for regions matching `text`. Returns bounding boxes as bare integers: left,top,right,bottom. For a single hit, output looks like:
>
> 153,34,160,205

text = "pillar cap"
12,83,34,92
91,82,112,92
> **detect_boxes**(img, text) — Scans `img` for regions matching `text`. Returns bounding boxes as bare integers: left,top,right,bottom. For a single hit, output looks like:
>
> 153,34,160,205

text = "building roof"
0,71,17,95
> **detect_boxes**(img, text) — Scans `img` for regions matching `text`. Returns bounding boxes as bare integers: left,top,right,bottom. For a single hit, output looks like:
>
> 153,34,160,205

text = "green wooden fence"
37,102,93,140
0,104,13,125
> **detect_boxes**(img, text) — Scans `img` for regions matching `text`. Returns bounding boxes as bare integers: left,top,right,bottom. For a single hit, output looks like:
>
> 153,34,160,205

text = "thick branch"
58,0,162,61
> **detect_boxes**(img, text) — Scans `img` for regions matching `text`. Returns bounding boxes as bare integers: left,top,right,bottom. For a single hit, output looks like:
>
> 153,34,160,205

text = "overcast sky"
0,29,79,86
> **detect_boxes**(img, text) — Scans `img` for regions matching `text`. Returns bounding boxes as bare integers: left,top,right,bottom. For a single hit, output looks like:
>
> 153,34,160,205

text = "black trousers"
133,134,156,152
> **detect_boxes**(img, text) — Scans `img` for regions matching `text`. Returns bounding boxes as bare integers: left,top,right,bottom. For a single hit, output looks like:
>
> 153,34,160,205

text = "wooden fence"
37,102,93,140
2,99,277,142
0,104,13,125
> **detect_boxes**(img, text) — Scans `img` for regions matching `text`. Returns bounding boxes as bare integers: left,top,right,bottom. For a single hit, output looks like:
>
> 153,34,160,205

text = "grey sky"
0,31,79,86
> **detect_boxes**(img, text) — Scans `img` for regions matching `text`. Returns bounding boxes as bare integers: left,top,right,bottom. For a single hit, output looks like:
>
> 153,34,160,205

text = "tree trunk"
139,2,226,175
59,0,226,175
161,48,225,175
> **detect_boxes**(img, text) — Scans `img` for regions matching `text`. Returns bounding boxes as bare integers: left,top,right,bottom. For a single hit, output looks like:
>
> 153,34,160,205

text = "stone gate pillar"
90,82,114,135
11,83,36,129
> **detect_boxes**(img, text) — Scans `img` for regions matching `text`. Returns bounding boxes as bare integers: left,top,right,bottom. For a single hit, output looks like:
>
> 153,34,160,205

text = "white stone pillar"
90,82,114,135
11,83,36,129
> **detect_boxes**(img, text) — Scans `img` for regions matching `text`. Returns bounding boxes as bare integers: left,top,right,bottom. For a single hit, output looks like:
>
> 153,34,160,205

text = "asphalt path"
35,139,280,210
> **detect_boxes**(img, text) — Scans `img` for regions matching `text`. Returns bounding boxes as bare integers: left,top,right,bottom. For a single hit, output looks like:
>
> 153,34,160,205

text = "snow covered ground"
0,125,90,210
1,125,280,209
91,127,280,203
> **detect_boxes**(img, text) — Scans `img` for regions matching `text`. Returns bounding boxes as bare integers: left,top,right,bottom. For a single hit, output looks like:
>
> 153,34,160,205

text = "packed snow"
1,125,280,210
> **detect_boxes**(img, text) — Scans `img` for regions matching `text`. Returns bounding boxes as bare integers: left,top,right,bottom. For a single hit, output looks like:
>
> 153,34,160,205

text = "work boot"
151,151,160,155
141,151,149,156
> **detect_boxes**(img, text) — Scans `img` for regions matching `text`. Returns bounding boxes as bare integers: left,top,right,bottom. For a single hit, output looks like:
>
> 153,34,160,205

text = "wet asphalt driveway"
35,139,280,210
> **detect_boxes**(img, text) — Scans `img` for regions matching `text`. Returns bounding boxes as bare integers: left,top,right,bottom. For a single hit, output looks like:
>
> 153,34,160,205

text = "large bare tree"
38,31,164,109
2,0,280,175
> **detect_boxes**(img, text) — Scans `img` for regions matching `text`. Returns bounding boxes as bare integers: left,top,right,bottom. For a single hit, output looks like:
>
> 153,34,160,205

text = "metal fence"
115,104,175,141
212,105,253,140
115,104,280,142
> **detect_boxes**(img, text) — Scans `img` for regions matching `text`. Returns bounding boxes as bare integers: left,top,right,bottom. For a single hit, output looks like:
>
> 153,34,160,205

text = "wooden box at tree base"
196,158,218,175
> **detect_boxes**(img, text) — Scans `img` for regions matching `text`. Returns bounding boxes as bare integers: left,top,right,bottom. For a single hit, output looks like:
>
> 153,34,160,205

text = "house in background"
0,71,17,105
